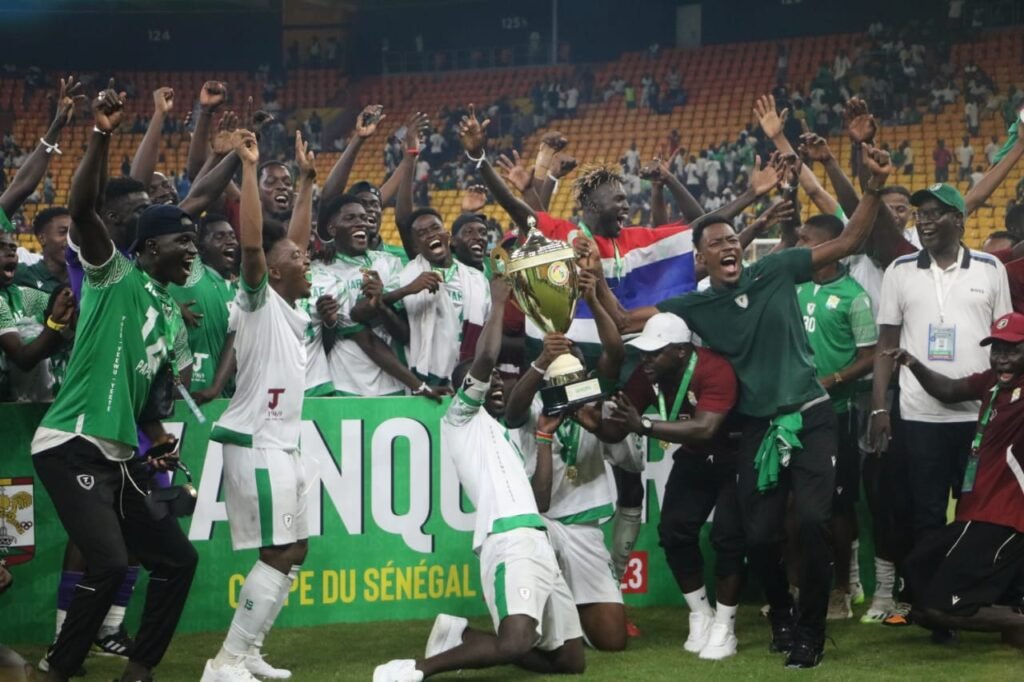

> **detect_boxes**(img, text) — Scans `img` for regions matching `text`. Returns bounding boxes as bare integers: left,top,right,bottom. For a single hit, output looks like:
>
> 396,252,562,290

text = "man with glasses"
870,183,1012,626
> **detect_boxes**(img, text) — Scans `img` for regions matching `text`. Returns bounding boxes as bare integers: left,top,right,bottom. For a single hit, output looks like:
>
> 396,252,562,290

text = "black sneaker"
38,644,87,677
93,624,133,658
930,628,958,645
768,606,796,653
785,636,825,669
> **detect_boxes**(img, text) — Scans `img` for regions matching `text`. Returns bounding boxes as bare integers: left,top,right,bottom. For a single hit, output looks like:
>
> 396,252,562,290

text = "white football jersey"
212,278,308,450
442,374,545,552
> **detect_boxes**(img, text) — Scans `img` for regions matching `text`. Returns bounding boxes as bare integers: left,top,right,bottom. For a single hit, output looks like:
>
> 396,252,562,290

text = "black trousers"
658,448,745,590
33,438,198,678
738,400,836,634
901,420,974,539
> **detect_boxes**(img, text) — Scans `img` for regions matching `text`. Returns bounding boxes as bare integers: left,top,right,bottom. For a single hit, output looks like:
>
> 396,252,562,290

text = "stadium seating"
4,26,1023,250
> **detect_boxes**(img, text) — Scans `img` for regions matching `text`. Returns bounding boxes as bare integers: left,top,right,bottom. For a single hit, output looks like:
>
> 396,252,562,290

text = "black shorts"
833,409,860,513
908,520,1024,616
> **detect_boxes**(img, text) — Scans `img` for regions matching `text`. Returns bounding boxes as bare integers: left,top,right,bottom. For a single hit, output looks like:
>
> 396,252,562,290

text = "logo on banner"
0,477,35,566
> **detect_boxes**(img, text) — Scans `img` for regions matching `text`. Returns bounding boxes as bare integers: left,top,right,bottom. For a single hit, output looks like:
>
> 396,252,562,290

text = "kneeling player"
504,271,628,651
595,313,743,659
889,313,1024,646
201,130,316,681
374,277,585,682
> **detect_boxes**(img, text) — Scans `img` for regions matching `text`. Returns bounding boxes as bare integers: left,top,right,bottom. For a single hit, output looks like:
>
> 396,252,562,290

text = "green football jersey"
39,251,191,453
0,284,53,401
796,271,878,413
658,247,825,418
168,262,236,392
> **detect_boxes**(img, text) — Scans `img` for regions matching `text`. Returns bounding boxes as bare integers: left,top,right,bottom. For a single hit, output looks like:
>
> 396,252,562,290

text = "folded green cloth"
992,118,1020,165
754,411,803,492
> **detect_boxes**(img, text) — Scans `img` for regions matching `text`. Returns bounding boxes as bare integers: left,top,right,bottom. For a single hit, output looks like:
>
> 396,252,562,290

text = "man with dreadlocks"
459,106,782,625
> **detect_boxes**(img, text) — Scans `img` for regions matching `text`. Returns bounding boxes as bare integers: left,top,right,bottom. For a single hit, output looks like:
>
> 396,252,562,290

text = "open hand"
211,110,239,155
607,392,644,434
403,110,430,148
460,184,488,212
295,131,317,181
753,94,788,139
750,199,796,234
496,150,533,192
458,104,491,157
54,75,85,128
749,154,784,196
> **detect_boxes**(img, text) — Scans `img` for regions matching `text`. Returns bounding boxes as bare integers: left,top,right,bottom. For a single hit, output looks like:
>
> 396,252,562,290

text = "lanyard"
139,268,181,380
433,262,458,283
656,352,698,422
963,383,1000,493
336,252,372,269
930,251,961,323
556,418,581,469
578,221,624,282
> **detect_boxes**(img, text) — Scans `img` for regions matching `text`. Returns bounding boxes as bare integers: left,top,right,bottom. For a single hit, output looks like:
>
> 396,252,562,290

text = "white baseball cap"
626,313,692,352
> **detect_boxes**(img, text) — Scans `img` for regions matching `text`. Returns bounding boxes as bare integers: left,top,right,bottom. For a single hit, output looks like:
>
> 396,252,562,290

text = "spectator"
624,82,636,110
986,134,1001,166
970,165,985,188
933,139,953,182
965,98,980,136
902,141,916,175
623,142,640,174
955,136,975,182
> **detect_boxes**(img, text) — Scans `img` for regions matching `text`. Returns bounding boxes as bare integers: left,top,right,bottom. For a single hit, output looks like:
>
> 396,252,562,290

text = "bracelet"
406,148,420,155
464,149,485,169
832,372,843,384
529,360,546,374
39,138,62,155
92,126,110,136
45,317,66,332
870,408,888,417
413,382,430,394
535,431,553,445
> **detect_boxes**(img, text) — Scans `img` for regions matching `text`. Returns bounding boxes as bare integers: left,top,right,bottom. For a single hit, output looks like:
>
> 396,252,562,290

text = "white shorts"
222,444,312,551
602,432,645,473
479,527,583,651
546,520,623,606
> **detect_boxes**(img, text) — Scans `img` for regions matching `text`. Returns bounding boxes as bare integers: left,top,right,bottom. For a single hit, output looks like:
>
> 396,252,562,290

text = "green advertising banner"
0,398,685,644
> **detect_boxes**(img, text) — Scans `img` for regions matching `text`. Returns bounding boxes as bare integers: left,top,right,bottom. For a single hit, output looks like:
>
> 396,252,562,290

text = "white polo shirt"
878,246,1012,422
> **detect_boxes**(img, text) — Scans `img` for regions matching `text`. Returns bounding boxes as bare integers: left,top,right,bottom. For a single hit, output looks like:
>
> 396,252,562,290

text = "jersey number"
139,305,168,376
802,315,816,334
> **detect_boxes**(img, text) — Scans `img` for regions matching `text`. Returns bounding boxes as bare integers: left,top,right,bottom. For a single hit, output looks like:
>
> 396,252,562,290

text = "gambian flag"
524,213,696,367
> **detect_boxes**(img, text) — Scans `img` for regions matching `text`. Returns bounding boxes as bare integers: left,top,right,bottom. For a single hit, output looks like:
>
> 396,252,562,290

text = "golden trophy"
493,216,605,415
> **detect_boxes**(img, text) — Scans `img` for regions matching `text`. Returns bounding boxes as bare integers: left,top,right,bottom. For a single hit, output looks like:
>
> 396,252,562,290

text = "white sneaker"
200,659,261,682
425,613,468,658
684,611,714,653
373,659,424,682
244,652,291,679
699,623,738,660
850,581,865,605
827,588,853,620
861,596,895,624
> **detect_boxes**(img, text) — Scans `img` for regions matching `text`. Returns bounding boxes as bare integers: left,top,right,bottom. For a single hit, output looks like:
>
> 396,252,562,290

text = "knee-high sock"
99,565,139,637
611,506,643,582
214,561,292,666
252,565,299,652
56,570,85,638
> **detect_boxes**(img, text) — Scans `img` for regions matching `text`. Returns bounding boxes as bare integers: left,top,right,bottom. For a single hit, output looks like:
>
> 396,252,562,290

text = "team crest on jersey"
283,513,293,529
0,477,35,566
519,587,531,601
734,294,748,309
806,302,816,315
826,295,840,310
76,474,94,491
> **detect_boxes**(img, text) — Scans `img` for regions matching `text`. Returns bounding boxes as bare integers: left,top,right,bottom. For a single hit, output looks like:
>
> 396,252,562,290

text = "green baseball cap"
911,183,966,215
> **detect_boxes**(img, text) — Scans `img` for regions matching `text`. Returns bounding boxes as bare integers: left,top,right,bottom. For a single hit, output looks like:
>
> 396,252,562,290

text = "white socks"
611,506,643,581
252,565,299,652
874,557,895,600
683,587,714,616
215,561,293,667
98,605,126,637
849,540,861,585
715,603,738,631
55,609,67,638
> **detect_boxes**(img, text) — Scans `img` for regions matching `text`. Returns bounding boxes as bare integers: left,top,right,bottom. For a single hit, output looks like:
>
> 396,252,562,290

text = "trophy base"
540,376,606,416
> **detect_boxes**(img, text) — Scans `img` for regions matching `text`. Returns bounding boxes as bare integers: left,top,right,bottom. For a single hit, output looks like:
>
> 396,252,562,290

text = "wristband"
45,317,67,332
92,126,110,136
464,149,485,169
413,382,430,394
870,409,888,417
535,431,554,445
529,360,546,374
407,148,420,155
39,138,62,155
832,372,843,384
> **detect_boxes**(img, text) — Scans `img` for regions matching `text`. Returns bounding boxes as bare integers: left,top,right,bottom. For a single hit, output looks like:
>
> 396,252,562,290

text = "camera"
144,461,198,521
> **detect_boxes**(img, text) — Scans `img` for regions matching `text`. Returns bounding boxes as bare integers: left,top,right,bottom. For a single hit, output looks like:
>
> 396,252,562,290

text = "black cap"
348,181,381,200
131,204,196,252
451,212,487,237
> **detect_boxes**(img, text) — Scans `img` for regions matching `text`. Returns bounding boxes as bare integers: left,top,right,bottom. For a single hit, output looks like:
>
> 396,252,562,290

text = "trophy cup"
493,217,605,415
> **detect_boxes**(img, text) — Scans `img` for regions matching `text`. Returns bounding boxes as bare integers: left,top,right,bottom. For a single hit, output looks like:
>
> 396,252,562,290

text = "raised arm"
809,143,890,269
185,81,227,181
642,158,703,223
394,112,431,253
467,276,510,382
459,104,536,233
0,288,74,371
495,150,545,212
0,75,83,218
319,104,385,214
179,151,241,217
236,129,266,288
701,153,783,222
69,80,126,266
536,153,578,212
289,131,317,252
504,332,573,429
130,87,173,185
965,135,1024,213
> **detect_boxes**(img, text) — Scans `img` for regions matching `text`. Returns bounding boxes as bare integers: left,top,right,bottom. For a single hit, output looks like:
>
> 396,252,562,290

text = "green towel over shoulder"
754,411,803,492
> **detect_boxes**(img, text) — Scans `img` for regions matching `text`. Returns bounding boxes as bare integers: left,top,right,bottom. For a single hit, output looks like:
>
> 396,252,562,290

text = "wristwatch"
640,417,654,435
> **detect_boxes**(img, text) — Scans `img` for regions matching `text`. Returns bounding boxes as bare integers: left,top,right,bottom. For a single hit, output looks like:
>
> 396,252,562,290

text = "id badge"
962,452,980,493
928,323,956,362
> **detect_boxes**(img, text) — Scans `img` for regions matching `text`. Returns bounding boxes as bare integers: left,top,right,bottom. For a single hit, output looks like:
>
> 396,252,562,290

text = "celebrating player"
374,276,585,681
201,129,316,682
